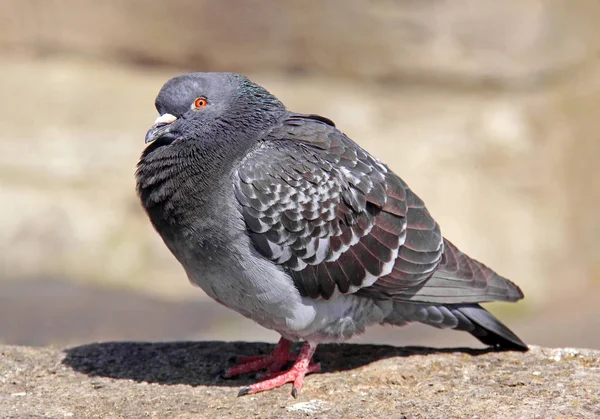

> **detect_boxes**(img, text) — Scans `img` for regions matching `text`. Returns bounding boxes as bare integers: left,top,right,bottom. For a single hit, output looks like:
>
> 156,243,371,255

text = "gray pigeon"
136,72,527,398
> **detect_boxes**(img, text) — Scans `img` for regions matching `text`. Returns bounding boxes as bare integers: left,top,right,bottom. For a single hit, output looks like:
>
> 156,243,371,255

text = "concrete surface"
1,343,598,418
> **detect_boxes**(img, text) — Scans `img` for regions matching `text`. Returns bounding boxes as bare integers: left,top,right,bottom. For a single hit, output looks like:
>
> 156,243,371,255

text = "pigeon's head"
145,72,285,145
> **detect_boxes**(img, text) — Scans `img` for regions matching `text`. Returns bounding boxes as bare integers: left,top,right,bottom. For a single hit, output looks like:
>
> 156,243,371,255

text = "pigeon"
136,72,527,398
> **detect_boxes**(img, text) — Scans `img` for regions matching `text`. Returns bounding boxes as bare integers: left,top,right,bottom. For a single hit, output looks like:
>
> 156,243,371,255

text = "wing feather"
235,114,523,304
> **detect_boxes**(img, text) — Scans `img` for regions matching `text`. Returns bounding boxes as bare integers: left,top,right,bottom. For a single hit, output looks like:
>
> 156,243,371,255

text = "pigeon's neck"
136,124,265,232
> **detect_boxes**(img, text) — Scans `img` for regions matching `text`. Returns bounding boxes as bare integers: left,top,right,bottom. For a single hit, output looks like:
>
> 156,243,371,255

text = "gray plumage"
136,72,527,351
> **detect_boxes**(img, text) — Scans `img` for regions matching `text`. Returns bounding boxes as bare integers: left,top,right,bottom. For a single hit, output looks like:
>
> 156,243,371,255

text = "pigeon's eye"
193,97,208,109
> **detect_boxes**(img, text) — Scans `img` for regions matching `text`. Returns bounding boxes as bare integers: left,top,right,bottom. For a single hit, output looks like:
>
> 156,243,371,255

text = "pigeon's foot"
237,342,319,398
221,337,294,378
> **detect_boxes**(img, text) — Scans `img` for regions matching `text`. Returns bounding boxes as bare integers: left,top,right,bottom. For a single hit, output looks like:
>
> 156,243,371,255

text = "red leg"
256,360,321,381
238,342,319,398
221,337,292,378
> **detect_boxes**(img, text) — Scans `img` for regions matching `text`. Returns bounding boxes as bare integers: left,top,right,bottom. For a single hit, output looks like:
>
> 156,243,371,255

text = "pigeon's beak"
145,113,178,144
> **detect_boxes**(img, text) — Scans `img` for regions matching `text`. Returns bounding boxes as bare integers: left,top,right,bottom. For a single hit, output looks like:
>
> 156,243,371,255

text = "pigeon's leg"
221,337,293,378
256,358,321,381
238,342,320,398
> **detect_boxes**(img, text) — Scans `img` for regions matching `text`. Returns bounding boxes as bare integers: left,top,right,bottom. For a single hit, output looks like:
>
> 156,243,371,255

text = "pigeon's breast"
168,219,307,332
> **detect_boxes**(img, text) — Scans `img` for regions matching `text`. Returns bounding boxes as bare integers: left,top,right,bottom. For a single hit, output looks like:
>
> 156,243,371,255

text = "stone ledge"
1,342,598,418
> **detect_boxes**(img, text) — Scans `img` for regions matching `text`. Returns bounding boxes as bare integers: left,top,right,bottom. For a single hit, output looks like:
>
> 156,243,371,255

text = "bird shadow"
62,340,507,388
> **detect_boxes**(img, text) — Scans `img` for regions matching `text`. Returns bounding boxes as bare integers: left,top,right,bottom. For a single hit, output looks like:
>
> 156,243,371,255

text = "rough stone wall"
2,0,600,85
0,1,598,306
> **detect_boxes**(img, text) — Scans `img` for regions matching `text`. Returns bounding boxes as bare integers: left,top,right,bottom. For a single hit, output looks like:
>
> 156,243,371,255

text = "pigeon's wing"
235,114,522,303
359,239,524,303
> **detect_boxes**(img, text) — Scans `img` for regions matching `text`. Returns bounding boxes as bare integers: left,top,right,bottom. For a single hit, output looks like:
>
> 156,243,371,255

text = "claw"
237,387,251,397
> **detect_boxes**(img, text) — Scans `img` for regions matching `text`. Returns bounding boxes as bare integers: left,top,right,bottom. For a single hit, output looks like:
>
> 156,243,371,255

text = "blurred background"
0,0,598,350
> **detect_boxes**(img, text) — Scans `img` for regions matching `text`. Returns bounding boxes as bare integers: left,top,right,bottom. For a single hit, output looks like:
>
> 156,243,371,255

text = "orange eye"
194,97,208,109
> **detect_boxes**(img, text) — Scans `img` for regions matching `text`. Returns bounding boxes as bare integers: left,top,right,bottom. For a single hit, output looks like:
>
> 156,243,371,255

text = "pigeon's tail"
384,302,528,351
452,304,528,351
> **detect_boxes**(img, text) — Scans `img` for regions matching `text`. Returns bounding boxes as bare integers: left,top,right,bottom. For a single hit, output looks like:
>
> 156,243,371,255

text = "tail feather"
384,302,528,351
454,304,528,351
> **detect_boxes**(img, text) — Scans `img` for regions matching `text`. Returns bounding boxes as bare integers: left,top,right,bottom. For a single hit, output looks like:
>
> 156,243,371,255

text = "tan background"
0,0,598,349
